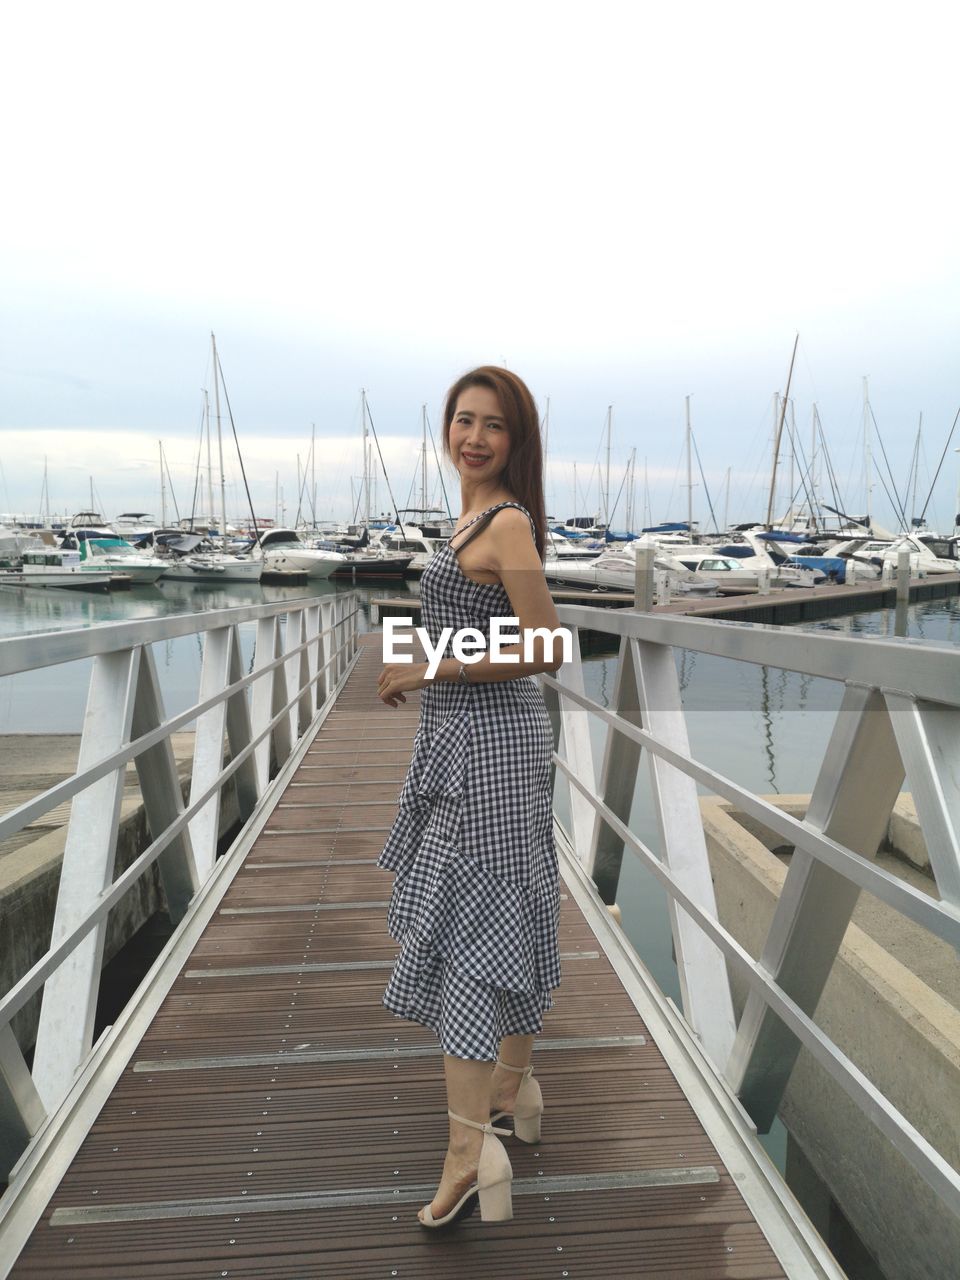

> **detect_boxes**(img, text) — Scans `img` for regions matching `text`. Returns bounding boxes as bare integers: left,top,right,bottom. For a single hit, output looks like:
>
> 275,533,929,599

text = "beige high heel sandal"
489,1058,543,1144
418,1111,514,1227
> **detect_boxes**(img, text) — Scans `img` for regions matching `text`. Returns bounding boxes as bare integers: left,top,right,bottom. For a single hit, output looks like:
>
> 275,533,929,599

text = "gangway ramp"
0,636,840,1278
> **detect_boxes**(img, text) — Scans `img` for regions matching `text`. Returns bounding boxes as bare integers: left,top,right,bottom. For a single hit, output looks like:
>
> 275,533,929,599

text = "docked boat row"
0,519,419,591
3,508,955,597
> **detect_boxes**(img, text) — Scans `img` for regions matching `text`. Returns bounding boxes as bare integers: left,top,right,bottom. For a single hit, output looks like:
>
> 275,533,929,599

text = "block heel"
418,1111,513,1229
490,1059,543,1144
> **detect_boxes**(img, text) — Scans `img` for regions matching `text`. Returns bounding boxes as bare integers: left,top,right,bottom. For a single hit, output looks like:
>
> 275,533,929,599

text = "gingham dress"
376,501,562,1060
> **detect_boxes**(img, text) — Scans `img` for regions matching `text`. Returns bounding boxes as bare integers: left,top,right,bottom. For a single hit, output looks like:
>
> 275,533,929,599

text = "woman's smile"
461,449,492,468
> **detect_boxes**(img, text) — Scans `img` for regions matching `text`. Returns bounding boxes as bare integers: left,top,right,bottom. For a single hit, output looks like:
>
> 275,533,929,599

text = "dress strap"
449,502,537,554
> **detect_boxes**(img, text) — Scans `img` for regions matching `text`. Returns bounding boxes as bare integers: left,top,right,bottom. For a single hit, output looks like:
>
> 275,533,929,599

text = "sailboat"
159,335,262,584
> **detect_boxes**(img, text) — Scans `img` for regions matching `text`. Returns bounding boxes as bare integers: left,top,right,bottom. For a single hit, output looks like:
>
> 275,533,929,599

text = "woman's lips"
462,452,491,467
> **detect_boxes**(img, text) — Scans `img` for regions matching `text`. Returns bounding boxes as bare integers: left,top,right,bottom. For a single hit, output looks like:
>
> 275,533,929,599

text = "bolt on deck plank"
8,641,790,1279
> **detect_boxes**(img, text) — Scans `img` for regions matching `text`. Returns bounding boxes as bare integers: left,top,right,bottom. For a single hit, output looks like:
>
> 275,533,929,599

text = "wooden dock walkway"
7,637,798,1278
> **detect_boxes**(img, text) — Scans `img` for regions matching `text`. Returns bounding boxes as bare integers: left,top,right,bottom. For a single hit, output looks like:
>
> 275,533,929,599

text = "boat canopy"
755,530,810,545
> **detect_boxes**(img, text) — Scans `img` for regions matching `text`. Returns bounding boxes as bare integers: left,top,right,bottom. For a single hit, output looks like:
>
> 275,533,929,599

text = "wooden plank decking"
8,638,789,1278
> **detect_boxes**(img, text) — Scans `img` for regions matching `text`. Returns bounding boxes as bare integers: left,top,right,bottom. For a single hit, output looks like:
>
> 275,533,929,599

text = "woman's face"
449,384,511,482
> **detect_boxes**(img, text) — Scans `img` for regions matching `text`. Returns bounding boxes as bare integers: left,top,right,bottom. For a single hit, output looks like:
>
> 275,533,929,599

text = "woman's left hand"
378,662,429,707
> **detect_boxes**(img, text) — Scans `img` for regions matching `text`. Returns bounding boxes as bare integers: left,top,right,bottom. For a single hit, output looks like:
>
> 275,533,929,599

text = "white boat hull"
260,550,339,579
159,557,262,583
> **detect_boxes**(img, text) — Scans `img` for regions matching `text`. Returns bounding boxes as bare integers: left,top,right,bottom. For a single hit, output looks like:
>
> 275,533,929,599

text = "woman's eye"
486,422,504,430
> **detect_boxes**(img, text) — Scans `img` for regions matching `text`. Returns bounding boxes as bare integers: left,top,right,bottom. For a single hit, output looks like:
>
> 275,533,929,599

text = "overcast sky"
2,1,959,533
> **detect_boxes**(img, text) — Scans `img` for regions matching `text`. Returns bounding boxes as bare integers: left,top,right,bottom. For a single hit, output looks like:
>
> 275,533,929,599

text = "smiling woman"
375,365,563,1231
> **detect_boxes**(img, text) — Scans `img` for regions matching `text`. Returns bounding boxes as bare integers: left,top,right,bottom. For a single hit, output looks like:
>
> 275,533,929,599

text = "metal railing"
543,605,960,1223
0,593,360,1180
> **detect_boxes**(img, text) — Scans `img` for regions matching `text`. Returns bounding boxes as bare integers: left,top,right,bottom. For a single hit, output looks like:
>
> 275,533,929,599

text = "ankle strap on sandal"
448,1109,512,1137
495,1059,534,1076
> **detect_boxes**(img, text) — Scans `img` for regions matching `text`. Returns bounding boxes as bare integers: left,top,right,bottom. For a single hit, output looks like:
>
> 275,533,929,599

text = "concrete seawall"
702,793,959,1280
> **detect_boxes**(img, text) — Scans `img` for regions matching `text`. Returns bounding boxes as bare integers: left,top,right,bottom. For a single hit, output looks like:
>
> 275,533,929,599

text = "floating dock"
372,573,960,627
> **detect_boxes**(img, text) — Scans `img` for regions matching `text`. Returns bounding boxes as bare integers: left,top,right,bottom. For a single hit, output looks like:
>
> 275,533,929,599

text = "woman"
376,366,565,1229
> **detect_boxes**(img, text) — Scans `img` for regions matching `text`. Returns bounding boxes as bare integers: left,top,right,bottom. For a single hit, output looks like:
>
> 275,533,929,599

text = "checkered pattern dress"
376,501,562,1060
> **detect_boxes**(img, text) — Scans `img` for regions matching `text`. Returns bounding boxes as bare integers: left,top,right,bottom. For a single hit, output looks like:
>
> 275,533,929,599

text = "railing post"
543,627,597,867
726,684,905,1127
283,611,302,745
883,693,960,906
0,1025,45,1183
587,635,644,906
333,597,345,683
631,637,736,1070
32,649,141,1113
224,626,261,822
188,626,233,878
251,617,279,792
318,601,335,704
292,608,314,735
270,618,293,770
304,604,321,712
131,645,200,923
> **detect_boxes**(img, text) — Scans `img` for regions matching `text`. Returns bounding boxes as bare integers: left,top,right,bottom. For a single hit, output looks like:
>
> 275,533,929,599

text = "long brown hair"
442,365,548,560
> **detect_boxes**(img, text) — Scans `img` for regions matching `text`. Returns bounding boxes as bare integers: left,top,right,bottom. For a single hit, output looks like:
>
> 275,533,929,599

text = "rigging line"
215,349,261,544
662,438,686,524
823,425,850,527
907,417,922,525
874,464,905,530
425,407,452,519
918,403,960,522
606,463,629,528
189,401,205,528
782,411,818,526
363,396,404,530
293,439,314,529
164,447,182,525
867,403,909,531
690,431,720,533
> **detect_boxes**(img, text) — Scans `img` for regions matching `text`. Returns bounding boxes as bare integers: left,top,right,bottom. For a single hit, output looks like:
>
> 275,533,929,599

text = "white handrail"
547,603,960,1219
0,593,361,1172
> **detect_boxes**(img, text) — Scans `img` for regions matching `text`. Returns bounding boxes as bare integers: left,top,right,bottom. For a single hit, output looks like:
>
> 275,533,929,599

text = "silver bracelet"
457,663,471,685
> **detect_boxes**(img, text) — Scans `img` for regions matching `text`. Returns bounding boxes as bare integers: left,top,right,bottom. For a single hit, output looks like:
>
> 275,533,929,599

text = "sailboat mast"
765,333,799,528
360,389,370,526
626,447,636,533
203,389,214,529
159,441,167,527
810,406,818,530
863,376,872,529
542,396,551,517
910,413,922,527
421,405,428,513
211,332,228,553
604,405,612,526
788,398,796,527
312,423,317,529
685,395,693,536
723,466,731,532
